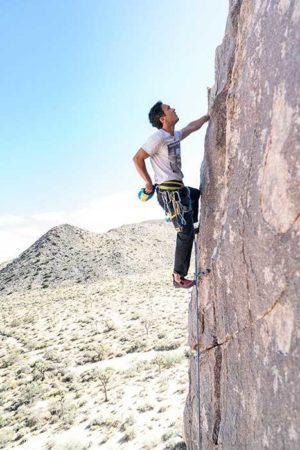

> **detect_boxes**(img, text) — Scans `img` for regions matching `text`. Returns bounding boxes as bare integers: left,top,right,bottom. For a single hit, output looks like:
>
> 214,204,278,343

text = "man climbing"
133,101,210,288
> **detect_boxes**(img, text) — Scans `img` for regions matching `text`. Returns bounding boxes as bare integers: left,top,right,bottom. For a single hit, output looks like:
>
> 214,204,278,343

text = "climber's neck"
162,124,175,136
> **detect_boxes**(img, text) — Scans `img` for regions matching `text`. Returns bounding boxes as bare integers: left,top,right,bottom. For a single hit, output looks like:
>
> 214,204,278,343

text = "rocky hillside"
0,260,11,271
184,1,300,449
0,221,190,450
0,221,175,295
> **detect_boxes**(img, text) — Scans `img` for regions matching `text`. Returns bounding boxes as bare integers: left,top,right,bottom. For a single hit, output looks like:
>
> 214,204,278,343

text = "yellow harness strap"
158,180,184,191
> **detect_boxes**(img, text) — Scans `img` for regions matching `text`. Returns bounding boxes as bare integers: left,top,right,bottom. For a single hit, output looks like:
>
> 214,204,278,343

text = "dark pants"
157,186,200,277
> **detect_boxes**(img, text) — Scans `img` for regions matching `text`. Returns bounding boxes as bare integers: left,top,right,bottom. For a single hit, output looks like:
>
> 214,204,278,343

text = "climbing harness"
158,182,188,232
193,230,211,449
138,180,188,231
158,180,184,191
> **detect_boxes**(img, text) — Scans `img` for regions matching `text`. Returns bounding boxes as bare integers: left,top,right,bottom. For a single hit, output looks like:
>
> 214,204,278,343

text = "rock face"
184,1,300,449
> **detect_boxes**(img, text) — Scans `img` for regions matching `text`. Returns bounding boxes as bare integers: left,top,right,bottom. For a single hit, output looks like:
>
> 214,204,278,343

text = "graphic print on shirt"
168,139,183,176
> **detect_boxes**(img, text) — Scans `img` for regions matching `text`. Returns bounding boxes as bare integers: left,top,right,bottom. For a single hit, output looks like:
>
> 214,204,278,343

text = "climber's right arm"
132,148,153,193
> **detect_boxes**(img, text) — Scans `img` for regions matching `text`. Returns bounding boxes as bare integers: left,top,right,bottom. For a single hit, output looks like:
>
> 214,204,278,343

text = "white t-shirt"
141,129,184,184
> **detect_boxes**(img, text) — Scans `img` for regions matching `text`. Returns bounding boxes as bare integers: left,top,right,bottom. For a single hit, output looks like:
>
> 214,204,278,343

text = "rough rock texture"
184,1,300,449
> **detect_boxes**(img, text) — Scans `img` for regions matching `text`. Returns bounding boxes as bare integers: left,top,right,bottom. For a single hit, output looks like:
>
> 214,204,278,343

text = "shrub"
97,368,114,402
141,318,155,335
157,405,167,413
43,350,61,363
134,360,152,372
162,430,176,441
81,348,107,364
152,354,183,373
26,340,47,351
89,415,120,430
25,414,40,429
48,441,91,450
104,320,118,332
158,332,166,339
122,426,136,441
154,340,181,351
22,382,41,404
1,348,20,368
80,370,97,383
31,360,53,381
166,440,187,449
126,340,147,353
0,428,15,448
49,389,76,425
137,403,154,413
0,417,6,429
14,426,30,443
88,343,110,362
120,414,135,431
23,315,36,324
130,312,140,320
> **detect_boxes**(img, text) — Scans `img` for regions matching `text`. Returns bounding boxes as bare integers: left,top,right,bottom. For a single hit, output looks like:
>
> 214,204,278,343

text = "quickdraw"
160,189,187,232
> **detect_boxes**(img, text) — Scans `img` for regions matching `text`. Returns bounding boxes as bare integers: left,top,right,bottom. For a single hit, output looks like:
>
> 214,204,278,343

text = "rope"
194,232,212,449
160,190,187,231
194,234,201,450
160,184,209,448
161,184,206,448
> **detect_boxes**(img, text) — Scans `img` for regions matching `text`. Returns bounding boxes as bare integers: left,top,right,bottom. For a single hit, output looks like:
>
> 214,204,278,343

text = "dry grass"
0,270,190,449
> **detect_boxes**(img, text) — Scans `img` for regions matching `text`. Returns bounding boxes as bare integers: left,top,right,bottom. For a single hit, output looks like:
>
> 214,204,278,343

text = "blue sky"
0,0,228,261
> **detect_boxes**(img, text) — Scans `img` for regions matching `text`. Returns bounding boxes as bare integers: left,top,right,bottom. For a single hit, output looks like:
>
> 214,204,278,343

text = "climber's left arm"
181,114,210,140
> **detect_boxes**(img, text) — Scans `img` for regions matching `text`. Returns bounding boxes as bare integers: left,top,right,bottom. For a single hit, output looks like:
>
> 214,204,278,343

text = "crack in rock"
200,295,284,354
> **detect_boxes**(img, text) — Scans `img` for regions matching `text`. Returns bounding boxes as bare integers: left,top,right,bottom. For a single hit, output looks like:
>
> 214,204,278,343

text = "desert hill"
0,260,10,271
0,221,175,295
0,220,190,449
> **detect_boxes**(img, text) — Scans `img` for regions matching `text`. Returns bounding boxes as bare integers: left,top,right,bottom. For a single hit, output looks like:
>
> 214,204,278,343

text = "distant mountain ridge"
0,221,175,295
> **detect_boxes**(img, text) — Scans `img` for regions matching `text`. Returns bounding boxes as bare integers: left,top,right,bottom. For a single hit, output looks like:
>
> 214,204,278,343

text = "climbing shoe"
172,274,195,289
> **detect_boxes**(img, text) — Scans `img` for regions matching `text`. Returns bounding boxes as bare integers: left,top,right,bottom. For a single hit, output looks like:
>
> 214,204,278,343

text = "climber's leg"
173,187,195,277
173,209,194,276
156,186,195,282
189,186,201,223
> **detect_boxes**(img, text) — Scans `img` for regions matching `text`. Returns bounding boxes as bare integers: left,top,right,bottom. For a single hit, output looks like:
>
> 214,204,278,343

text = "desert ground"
0,221,195,449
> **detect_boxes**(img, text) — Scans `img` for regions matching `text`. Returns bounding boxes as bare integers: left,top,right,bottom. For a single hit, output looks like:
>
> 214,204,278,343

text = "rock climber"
133,101,210,288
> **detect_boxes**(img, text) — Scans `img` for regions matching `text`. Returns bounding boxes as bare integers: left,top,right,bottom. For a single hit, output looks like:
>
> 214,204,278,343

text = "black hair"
148,101,164,129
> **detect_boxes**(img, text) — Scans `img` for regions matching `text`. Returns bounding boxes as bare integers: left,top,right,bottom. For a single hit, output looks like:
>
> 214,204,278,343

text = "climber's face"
160,104,179,127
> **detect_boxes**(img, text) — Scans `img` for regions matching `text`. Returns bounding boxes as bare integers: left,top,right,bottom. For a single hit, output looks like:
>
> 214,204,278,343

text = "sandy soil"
0,222,194,449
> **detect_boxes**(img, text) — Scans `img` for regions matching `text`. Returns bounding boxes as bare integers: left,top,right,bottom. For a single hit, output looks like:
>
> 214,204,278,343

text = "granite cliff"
184,1,300,449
